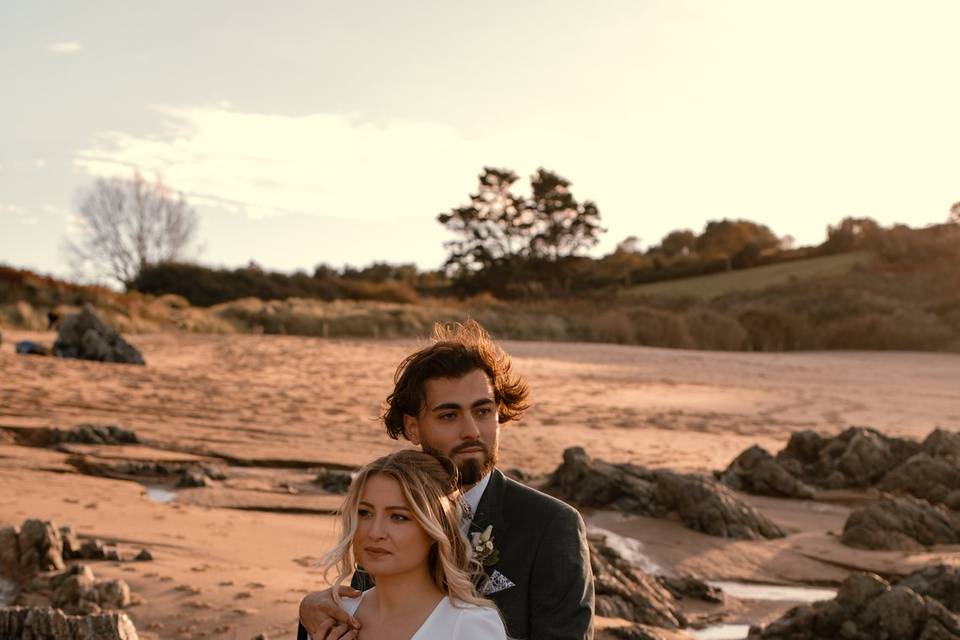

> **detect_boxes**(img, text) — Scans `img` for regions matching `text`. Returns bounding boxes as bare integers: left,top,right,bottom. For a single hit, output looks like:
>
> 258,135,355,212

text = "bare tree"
66,172,199,287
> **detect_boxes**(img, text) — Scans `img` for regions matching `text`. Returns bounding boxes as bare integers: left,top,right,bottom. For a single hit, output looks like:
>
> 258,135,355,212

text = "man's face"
402,368,499,488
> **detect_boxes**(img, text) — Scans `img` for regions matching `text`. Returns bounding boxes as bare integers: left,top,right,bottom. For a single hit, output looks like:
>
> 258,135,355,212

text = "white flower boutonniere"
471,525,499,567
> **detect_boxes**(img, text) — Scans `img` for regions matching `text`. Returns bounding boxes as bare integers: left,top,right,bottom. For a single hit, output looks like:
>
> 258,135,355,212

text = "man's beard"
424,441,497,487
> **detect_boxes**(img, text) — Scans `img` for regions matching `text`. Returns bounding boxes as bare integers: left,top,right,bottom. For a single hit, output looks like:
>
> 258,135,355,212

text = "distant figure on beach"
317,449,507,639
298,320,594,639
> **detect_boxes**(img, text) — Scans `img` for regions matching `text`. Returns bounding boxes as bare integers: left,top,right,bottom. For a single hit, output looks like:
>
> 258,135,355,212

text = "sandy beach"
3,329,960,638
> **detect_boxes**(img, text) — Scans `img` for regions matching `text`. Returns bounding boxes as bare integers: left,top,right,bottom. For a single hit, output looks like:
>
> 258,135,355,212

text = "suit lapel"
470,468,509,539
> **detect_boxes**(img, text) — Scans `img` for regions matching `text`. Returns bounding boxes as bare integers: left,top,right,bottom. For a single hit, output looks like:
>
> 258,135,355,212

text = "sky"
2,0,959,282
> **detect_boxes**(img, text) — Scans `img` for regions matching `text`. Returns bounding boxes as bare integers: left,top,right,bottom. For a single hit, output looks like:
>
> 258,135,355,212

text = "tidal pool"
144,486,178,503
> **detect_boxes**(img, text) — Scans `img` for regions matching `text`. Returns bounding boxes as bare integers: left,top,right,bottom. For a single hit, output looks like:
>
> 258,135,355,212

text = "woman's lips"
364,547,392,558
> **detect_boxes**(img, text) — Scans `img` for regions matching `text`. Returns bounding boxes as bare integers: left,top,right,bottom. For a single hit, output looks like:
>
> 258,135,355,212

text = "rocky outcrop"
552,448,784,540
0,606,139,639
718,446,815,499
589,532,685,628
777,427,921,490
53,305,144,365
841,497,960,551
28,564,131,615
747,571,960,639
3,424,140,448
898,565,960,613
880,454,960,510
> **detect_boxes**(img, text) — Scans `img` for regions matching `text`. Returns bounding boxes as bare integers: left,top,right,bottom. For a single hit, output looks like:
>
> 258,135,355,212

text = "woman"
319,450,507,639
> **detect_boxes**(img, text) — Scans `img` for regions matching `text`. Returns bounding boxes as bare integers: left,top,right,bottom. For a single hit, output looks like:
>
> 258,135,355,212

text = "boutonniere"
471,525,499,567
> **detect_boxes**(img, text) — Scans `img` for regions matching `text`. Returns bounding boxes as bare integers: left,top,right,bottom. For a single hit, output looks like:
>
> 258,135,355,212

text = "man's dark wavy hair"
382,320,530,440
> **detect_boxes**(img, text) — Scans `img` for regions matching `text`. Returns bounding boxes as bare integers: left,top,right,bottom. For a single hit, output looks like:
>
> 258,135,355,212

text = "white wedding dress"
340,588,507,639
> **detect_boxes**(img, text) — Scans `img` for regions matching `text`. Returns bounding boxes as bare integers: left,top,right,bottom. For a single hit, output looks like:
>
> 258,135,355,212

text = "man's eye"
476,407,493,416
438,413,456,421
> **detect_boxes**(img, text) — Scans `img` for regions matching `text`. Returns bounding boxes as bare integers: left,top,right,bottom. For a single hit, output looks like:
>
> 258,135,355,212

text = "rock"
0,527,20,575
655,471,786,540
15,341,50,356
60,526,82,560
53,304,145,365
58,424,139,446
842,496,960,550
552,448,784,540
18,519,64,574
923,429,960,461
748,571,960,639
606,625,681,640
52,565,98,611
134,549,153,562
881,454,960,509
777,426,921,490
177,468,213,488
656,575,724,604
313,468,354,494
551,447,660,516
588,531,684,628
96,579,131,609
718,445,816,499
898,565,960,613
0,606,140,639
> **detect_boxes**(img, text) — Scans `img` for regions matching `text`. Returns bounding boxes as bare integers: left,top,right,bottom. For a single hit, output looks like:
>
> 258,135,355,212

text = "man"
298,321,594,640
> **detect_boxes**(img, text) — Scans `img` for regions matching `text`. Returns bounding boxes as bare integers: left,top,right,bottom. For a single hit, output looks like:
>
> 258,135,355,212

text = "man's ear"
403,414,420,445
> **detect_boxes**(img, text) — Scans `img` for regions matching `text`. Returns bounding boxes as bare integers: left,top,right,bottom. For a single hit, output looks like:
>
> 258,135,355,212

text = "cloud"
47,41,83,54
0,202,39,226
74,106,550,223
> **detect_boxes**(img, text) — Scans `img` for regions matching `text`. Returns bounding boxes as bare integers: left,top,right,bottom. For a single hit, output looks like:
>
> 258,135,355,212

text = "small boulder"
17,519,64,573
134,548,153,562
718,445,815,499
842,496,960,551
96,578,132,609
313,468,354,494
53,304,145,365
15,341,50,356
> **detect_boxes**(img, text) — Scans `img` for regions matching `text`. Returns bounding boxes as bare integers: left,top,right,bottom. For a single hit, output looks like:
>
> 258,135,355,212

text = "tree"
66,172,199,288
658,229,697,258
695,219,779,260
950,201,960,225
822,216,882,253
528,168,605,261
436,167,533,274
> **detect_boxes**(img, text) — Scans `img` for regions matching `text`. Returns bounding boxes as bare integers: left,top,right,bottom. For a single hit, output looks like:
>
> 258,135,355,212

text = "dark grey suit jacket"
297,468,594,639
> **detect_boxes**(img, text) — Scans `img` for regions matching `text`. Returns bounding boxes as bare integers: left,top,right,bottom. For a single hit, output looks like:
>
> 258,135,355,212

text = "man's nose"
460,413,481,440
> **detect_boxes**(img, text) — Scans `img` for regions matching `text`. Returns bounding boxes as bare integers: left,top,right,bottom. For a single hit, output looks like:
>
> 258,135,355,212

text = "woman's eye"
358,508,372,518
391,513,409,522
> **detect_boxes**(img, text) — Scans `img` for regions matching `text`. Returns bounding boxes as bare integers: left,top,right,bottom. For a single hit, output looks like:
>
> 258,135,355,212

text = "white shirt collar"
461,471,492,521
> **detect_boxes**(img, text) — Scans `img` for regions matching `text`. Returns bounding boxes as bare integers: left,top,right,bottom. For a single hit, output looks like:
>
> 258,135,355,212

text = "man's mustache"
450,441,490,456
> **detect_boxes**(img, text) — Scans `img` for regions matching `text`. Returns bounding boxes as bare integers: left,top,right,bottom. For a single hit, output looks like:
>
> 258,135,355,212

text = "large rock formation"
898,565,960,613
552,447,784,540
0,606,139,639
747,571,960,639
718,446,816,499
842,497,960,551
53,305,144,365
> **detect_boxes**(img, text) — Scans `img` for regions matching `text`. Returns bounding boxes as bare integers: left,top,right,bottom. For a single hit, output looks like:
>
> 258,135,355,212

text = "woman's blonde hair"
321,450,492,609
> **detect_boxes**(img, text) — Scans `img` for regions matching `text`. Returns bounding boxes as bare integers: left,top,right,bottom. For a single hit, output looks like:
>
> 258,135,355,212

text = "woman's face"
353,473,434,579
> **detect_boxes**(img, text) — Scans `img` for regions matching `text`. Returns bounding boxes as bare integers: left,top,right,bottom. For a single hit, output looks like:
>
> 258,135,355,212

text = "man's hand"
299,587,362,639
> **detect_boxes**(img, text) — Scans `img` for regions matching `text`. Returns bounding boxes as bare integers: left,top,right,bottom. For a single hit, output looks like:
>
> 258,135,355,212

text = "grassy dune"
622,251,873,301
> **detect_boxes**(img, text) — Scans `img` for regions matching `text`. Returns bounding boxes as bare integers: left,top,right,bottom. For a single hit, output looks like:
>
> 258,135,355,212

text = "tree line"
67,169,960,304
